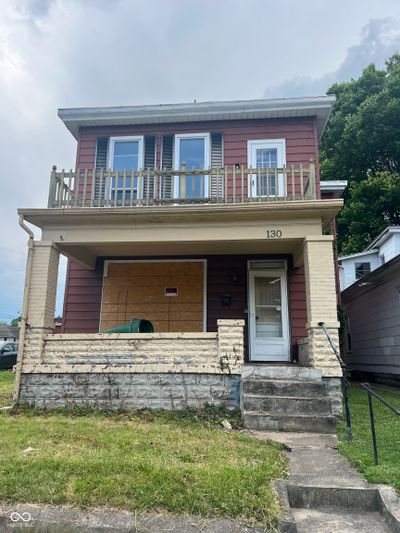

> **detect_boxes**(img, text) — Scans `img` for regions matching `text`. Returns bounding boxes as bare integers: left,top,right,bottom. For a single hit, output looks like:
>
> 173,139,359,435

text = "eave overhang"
58,96,336,140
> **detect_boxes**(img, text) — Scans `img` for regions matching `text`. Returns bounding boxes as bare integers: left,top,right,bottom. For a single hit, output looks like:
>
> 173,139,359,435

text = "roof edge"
58,96,336,139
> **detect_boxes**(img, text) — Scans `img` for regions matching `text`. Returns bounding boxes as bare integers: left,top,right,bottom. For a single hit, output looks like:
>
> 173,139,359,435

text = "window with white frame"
108,136,144,203
248,139,286,197
174,133,210,198
354,261,371,280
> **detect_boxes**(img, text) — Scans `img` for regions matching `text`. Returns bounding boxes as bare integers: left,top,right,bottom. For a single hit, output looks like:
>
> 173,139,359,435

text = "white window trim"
247,139,286,198
107,136,144,201
108,136,144,170
354,261,371,280
173,133,210,198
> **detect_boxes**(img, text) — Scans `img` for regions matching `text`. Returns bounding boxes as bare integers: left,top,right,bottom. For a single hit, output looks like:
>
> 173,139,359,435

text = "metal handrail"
318,321,352,440
360,382,400,465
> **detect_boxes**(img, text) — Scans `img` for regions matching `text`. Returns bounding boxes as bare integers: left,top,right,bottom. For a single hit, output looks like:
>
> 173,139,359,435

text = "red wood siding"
288,265,308,356
61,260,103,333
62,255,307,360
75,117,320,198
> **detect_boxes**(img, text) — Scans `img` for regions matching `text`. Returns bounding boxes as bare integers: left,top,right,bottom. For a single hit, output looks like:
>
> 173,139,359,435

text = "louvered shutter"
160,135,173,199
94,137,109,203
210,133,224,199
143,136,156,200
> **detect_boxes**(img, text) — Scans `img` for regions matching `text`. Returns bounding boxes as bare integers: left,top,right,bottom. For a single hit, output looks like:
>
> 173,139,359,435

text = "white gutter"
58,95,336,140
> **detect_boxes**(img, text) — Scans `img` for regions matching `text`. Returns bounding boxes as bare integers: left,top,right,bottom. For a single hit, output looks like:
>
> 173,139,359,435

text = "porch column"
301,235,342,377
18,241,60,372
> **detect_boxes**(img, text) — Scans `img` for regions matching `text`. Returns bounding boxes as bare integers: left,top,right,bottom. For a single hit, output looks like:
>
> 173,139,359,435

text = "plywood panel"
100,261,204,332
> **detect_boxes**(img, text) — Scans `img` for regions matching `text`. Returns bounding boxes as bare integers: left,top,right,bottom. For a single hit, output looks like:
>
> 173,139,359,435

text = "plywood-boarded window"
100,261,205,332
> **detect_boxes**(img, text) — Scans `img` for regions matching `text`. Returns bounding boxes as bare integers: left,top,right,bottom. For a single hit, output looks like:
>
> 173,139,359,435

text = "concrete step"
242,378,327,398
241,365,323,381
242,395,332,415
243,412,337,433
292,508,392,533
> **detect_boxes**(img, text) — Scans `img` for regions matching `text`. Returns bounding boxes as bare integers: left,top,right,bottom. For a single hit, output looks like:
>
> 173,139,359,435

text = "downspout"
12,215,34,407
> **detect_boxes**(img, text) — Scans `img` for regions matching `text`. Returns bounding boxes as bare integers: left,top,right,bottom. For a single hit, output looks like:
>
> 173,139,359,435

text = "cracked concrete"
249,431,400,532
0,504,263,532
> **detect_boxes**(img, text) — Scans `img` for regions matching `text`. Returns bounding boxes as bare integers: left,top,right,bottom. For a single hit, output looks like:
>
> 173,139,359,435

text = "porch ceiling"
57,239,302,269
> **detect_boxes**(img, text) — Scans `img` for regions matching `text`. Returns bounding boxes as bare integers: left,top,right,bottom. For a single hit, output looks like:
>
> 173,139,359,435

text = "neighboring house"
0,326,19,343
340,226,400,384
15,96,345,432
339,226,400,290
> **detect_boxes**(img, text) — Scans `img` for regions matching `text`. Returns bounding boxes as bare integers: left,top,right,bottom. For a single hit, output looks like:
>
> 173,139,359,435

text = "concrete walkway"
251,431,400,532
0,504,263,533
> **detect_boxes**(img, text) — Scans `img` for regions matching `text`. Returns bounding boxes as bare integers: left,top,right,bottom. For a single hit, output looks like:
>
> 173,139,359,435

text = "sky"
0,0,400,322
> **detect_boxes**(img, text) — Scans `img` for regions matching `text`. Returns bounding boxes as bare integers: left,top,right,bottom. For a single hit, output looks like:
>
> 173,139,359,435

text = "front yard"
0,370,14,406
0,371,286,529
338,383,400,491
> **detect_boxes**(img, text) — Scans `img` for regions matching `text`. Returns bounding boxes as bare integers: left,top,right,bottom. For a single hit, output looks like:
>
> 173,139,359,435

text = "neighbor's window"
354,262,371,280
174,133,210,198
108,136,144,202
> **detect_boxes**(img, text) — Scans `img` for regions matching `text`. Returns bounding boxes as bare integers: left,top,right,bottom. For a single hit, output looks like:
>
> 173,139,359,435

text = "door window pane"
254,276,282,338
179,138,205,169
256,148,277,196
111,140,140,203
179,137,206,198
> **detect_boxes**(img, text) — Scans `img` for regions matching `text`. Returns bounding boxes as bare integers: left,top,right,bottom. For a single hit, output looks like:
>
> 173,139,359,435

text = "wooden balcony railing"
47,160,317,208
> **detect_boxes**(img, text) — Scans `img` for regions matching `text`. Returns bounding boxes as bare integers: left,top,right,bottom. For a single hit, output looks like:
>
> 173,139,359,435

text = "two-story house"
15,97,344,432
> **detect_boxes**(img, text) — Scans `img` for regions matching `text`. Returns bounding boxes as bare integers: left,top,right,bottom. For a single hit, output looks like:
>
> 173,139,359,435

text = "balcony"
47,161,317,208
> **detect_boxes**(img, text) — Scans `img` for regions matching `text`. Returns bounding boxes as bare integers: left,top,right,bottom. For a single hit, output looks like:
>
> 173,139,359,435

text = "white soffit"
58,96,336,140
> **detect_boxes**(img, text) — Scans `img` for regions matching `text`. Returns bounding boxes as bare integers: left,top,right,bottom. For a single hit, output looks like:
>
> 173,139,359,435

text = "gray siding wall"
343,264,400,378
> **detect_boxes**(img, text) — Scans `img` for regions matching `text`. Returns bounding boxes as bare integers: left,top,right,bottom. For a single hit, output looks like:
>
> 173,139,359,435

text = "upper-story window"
174,133,210,198
247,139,286,198
108,136,144,201
355,262,371,280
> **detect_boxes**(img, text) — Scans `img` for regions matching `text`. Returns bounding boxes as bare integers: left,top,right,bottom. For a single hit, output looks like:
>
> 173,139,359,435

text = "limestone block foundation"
19,373,240,411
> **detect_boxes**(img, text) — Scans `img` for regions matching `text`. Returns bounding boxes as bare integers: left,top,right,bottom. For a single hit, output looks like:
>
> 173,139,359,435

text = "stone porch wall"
20,320,245,375
297,328,342,378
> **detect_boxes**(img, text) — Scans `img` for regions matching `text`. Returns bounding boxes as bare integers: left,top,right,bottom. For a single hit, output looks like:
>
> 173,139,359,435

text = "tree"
338,172,400,253
10,316,21,327
320,54,400,253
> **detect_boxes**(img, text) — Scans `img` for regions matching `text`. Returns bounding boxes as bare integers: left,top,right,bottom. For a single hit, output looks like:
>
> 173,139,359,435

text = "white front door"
248,268,290,361
248,139,286,198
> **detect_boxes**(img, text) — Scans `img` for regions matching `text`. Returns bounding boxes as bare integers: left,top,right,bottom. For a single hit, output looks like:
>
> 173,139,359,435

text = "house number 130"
266,230,283,238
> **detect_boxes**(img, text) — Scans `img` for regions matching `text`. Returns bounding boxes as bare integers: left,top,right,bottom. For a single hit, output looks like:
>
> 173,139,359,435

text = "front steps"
241,365,338,433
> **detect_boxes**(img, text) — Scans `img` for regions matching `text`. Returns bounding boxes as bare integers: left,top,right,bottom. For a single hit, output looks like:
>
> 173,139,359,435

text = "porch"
15,195,343,428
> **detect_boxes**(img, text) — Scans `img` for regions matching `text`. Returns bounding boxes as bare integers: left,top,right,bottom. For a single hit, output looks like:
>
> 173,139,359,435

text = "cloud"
263,18,400,98
1,1,400,321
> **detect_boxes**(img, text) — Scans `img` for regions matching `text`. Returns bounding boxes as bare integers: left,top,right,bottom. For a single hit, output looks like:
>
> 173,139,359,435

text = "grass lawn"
338,382,400,491
0,371,287,528
0,370,14,407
